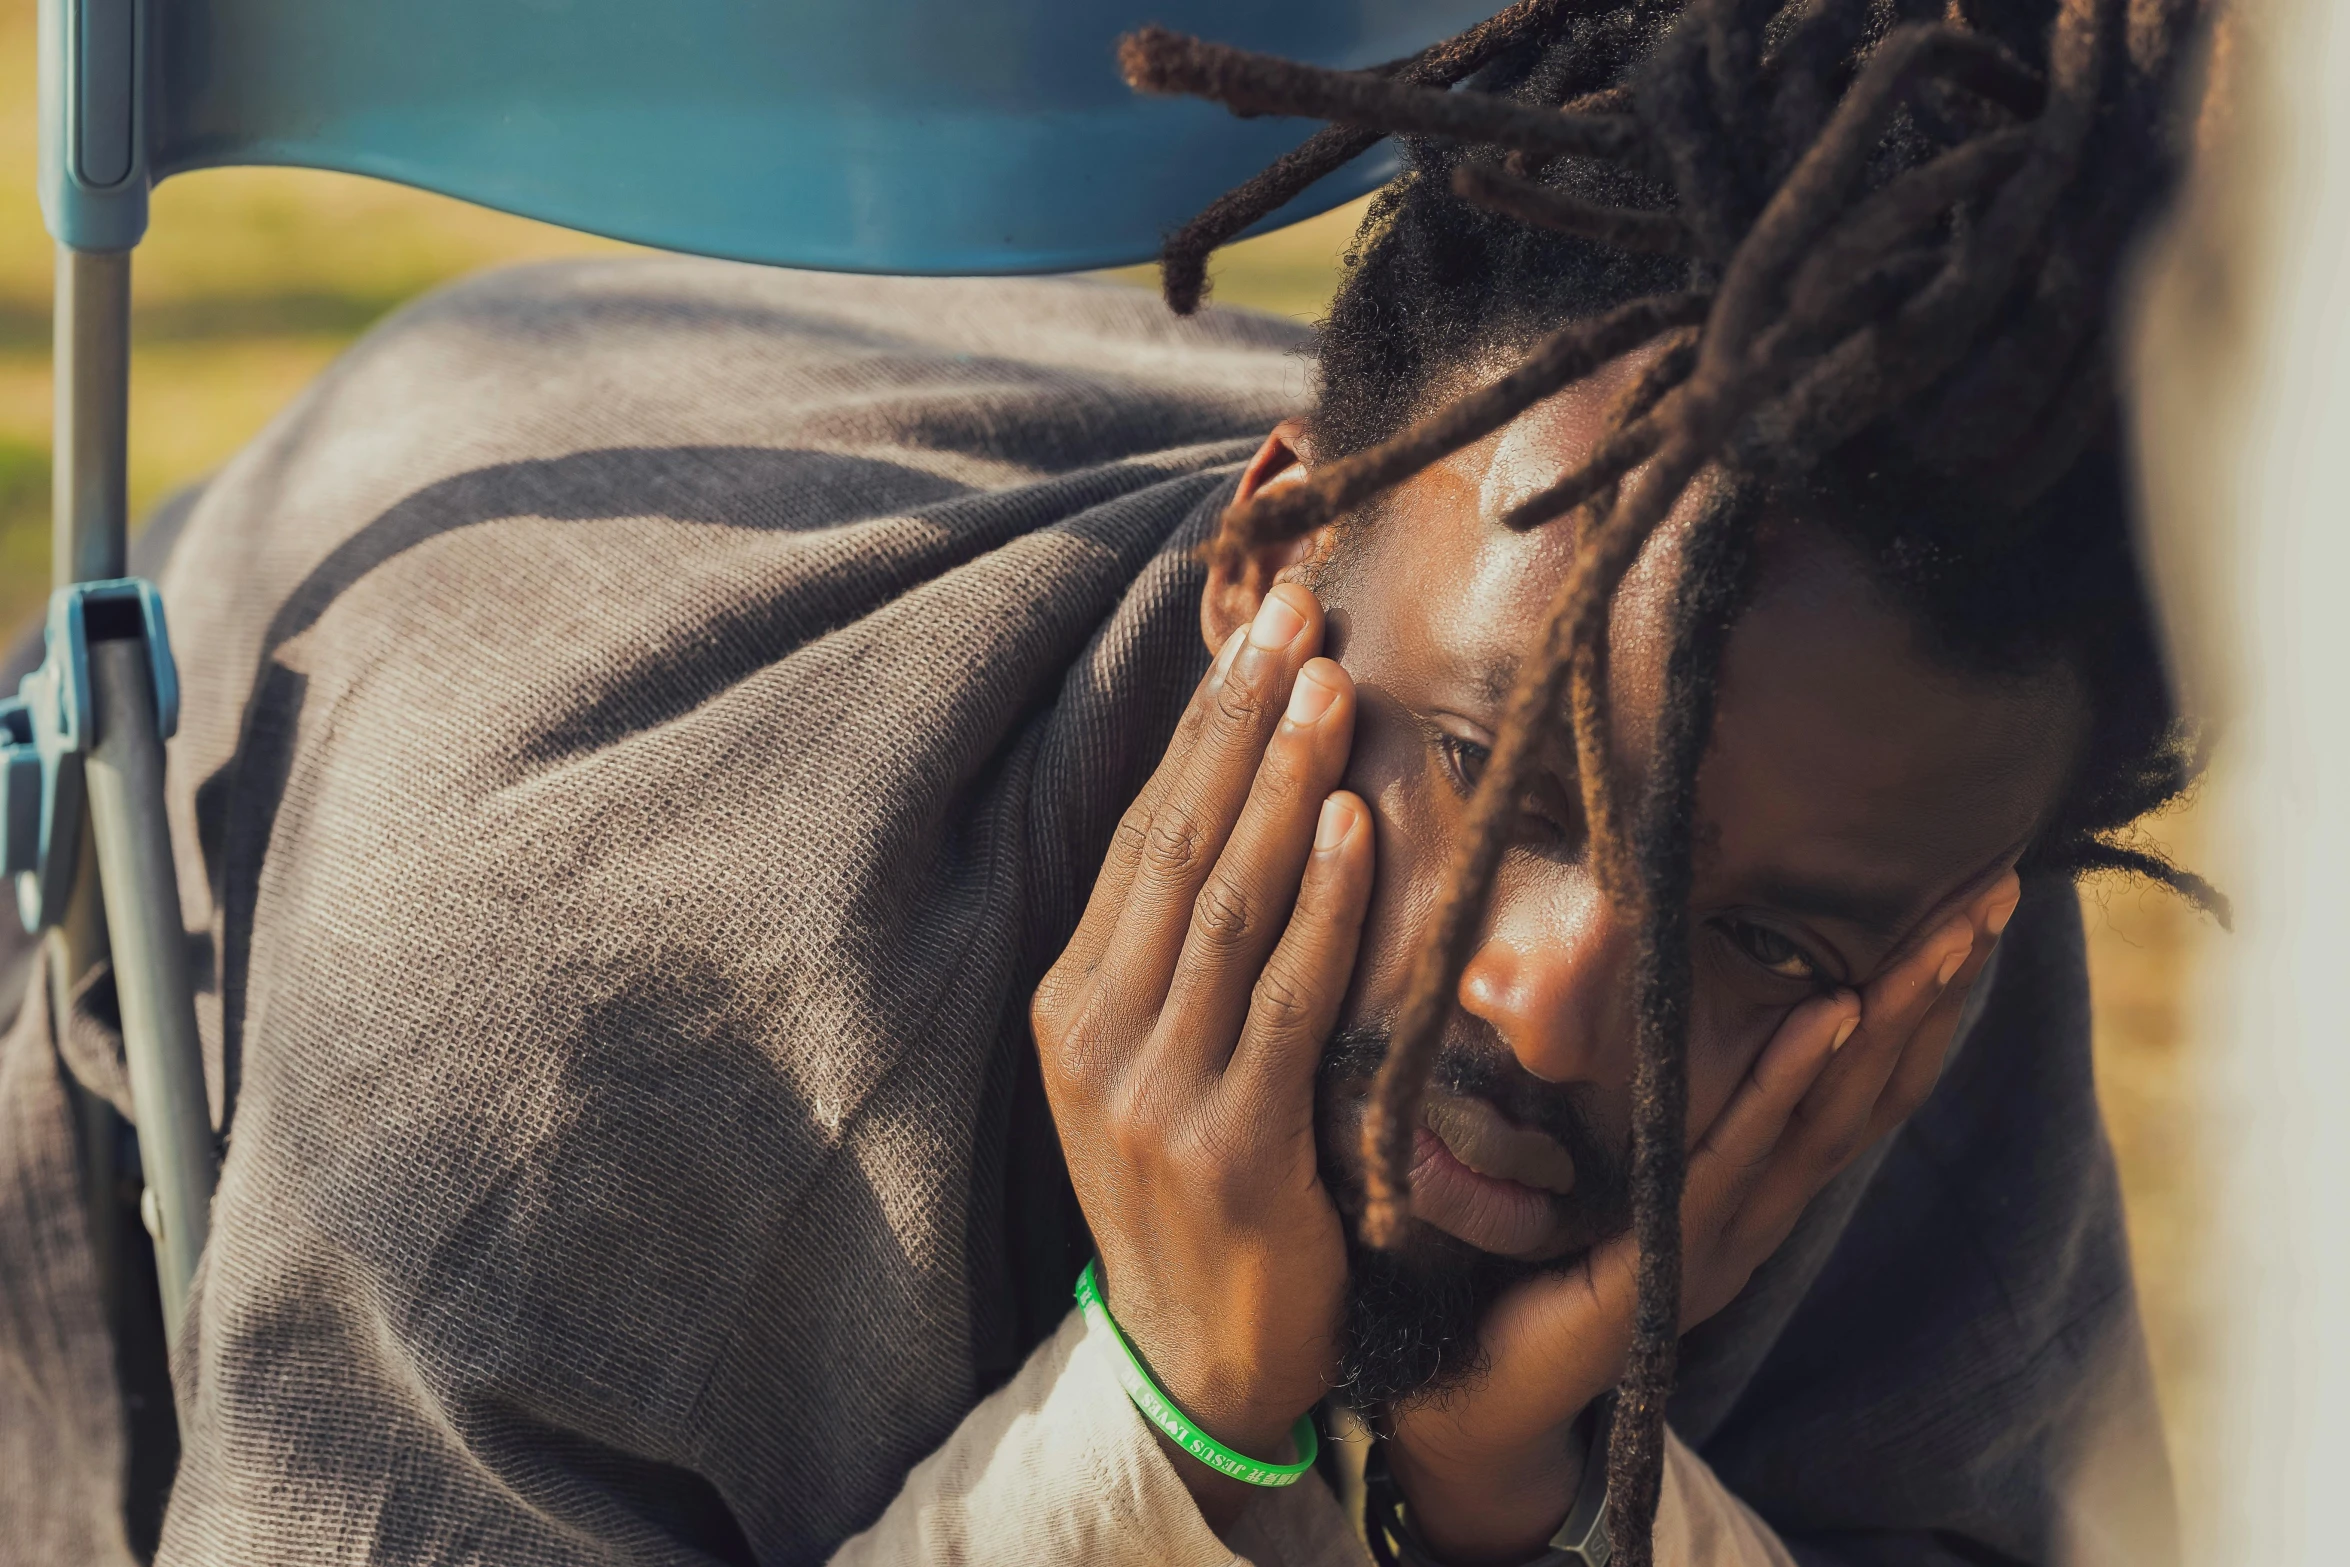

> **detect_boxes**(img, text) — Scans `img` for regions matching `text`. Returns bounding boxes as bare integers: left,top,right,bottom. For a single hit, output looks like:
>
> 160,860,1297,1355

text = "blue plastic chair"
5,0,1491,1388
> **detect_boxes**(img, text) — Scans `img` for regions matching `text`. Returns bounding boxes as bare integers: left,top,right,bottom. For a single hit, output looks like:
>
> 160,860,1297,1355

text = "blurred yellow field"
0,0,2222,1527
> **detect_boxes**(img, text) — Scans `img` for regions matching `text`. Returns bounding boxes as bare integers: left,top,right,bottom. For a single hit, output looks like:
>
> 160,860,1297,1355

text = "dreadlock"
1120,0,2219,1559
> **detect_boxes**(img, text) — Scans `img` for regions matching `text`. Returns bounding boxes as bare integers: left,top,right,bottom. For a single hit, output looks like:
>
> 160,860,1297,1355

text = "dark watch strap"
1363,1395,1615,1567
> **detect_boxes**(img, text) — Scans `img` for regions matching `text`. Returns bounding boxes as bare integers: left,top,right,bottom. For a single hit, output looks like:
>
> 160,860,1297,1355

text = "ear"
1200,418,1338,652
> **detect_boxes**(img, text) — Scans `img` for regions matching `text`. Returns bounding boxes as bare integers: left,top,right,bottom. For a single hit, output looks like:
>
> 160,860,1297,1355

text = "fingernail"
1986,885,2021,937
1287,663,1340,725
1316,795,1353,850
1217,625,1246,666
1250,589,1307,650
1830,1014,1859,1052
1936,946,1968,988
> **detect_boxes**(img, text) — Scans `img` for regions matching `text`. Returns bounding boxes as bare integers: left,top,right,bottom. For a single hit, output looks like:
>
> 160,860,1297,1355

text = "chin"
1329,1217,1555,1410
1312,1032,1631,1406
1314,1139,1581,1407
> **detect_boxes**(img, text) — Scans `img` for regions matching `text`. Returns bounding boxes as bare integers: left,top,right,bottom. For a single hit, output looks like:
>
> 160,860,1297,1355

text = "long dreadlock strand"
1501,326,1700,530
1208,292,1711,569
1561,433,1721,898
2057,839,2233,929
1697,22,2043,373
1640,1,1755,260
1899,235,2102,471
1121,28,1649,165
1608,484,1759,1566
1866,0,2116,399
1160,128,1385,316
1508,85,1644,180
1156,0,1596,316
1453,160,1697,253
1777,128,2035,340
1701,0,1772,219
1762,0,1874,181
1721,72,2078,474
1505,400,1670,531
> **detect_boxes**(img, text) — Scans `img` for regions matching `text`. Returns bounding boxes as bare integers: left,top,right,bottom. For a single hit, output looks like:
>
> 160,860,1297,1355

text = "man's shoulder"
153,259,1282,839
162,257,1307,592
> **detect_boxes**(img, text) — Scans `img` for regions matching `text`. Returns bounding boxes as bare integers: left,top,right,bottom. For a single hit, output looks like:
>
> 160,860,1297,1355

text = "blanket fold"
0,261,2165,1567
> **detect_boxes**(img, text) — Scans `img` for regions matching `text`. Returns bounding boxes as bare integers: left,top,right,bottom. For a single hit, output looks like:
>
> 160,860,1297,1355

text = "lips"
1422,1094,1578,1195
1408,1093,1579,1259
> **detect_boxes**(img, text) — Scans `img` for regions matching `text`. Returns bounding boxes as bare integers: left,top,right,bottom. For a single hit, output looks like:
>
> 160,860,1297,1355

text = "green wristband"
1074,1260,1320,1489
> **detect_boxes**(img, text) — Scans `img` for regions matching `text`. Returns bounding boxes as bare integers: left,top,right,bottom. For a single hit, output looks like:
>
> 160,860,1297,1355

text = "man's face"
1262,359,2084,1405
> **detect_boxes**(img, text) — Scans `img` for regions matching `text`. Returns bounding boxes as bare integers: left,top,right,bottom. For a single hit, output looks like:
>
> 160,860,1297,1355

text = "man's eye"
1722,918,1820,983
1437,733,1491,793
1436,733,1580,853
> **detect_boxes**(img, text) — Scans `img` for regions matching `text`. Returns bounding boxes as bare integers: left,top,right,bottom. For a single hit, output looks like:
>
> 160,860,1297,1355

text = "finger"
1782,907,1977,1151
1863,870,2022,1141
1682,988,1861,1224
1064,625,1248,970
1757,871,2018,1210
1224,790,1374,1103
1099,585,1324,1016
1158,659,1358,1072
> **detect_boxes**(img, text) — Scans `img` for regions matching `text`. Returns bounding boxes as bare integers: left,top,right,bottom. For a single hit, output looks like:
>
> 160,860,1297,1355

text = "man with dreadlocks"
0,0,2210,1563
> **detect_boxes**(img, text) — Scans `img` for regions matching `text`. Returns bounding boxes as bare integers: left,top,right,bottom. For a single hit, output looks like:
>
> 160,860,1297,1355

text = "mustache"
1315,1021,1630,1212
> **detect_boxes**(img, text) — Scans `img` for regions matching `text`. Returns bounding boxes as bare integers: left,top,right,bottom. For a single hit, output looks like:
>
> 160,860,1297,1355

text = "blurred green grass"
0,2,637,632
0,0,2217,1525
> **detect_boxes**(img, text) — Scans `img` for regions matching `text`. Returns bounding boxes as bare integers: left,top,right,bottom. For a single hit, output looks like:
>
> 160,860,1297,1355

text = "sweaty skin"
1032,350,2079,1556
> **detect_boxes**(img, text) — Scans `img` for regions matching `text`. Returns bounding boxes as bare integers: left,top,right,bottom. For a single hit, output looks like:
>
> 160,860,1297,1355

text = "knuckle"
1036,988,1117,1095
1029,973,1071,1044
1143,812,1208,877
1250,964,1315,1032
1112,809,1152,855
1214,675,1271,730
1812,1125,1867,1170
1191,878,1259,949
1249,753,1306,815
1104,1082,1164,1166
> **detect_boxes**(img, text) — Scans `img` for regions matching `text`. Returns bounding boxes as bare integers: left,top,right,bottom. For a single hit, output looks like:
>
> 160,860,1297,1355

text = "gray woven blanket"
0,261,2166,1566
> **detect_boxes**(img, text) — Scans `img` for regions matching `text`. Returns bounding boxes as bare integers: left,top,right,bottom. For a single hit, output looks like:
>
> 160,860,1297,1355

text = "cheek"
1334,687,1454,1017
1683,943,1802,1134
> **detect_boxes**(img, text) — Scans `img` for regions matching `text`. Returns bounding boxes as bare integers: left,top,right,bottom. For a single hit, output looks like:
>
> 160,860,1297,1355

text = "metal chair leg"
14,239,219,1379
53,245,129,587
82,630,212,1349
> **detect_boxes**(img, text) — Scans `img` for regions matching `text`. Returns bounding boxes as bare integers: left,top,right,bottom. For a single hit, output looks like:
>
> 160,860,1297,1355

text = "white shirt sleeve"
1654,1430,1803,1567
829,1304,1795,1567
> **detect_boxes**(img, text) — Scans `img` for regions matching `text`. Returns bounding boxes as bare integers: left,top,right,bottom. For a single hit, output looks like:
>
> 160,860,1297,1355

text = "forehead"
1321,361,2081,942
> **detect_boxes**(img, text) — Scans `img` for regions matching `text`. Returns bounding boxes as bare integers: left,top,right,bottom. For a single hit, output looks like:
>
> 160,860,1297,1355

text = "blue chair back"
42,0,1493,270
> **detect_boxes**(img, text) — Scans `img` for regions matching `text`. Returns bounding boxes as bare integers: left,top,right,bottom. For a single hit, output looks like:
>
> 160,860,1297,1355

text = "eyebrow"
1743,872,1918,937
1463,655,1521,713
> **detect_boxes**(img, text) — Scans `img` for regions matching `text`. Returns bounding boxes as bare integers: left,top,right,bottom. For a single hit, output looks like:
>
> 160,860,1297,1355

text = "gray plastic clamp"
0,577,178,932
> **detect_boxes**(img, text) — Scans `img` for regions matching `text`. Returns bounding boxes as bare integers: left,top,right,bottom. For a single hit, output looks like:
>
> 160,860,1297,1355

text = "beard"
1314,1022,1632,1411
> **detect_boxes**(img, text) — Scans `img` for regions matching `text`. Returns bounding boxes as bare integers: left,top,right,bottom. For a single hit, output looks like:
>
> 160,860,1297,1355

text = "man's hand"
1385,871,2025,1565
1032,584,1372,1526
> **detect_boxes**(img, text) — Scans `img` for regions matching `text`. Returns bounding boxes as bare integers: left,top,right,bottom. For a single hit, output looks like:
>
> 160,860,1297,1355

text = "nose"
1455,882,1632,1086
